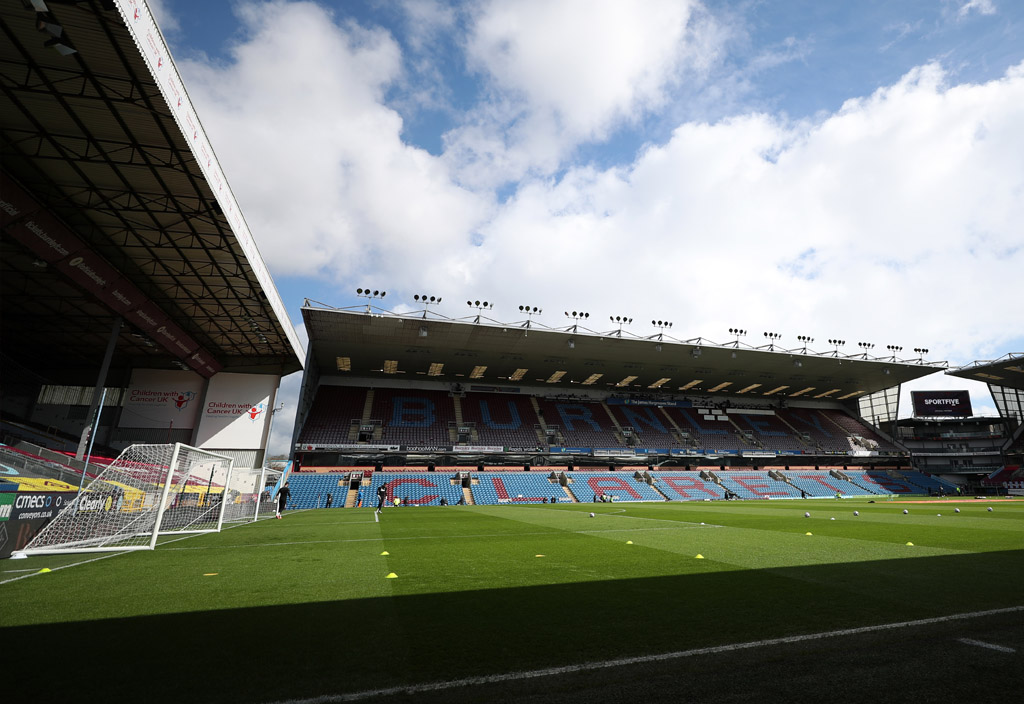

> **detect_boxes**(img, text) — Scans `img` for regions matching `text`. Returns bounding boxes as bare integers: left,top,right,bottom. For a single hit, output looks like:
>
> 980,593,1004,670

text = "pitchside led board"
120,369,278,449
911,390,974,418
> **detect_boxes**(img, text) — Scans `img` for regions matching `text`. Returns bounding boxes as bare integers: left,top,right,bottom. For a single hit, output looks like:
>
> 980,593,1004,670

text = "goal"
13,443,235,556
220,466,283,524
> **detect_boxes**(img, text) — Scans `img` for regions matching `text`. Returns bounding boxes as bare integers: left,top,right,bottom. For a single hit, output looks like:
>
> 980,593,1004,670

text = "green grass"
2,498,1022,703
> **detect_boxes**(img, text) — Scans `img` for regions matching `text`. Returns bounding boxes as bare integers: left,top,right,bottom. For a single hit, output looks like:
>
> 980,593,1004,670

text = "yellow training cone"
906,542,914,546
38,568,51,573
385,572,398,579
203,573,218,576
695,554,704,559
535,554,545,558
380,551,390,556
626,540,633,545
805,532,813,536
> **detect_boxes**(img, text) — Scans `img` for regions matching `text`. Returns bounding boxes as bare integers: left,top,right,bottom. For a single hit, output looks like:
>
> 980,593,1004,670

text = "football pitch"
2,499,1022,703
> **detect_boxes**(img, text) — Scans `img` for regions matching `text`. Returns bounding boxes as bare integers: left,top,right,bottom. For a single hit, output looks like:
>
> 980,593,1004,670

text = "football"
589,512,595,518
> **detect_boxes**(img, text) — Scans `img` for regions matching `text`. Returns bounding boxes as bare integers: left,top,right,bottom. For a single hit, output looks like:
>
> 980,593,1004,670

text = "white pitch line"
957,637,1016,653
265,605,1024,704
0,550,128,586
159,525,695,551
0,521,253,586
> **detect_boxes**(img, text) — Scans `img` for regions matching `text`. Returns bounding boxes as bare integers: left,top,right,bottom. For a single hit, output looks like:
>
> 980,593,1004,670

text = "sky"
147,0,1024,457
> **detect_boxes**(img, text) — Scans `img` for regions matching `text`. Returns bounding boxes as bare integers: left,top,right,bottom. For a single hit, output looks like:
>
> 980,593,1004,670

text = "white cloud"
956,0,997,20
446,0,719,186
435,61,1024,389
179,1,489,282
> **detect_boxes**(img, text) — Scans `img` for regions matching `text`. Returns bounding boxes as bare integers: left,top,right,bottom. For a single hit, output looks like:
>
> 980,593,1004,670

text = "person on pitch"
276,482,291,519
376,483,388,514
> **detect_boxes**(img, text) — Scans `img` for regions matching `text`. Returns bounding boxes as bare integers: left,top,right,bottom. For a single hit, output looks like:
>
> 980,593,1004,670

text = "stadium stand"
783,470,870,497
370,389,456,446
896,470,957,493
297,386,367,445
567,472,664,502
728,412,806,452
819,410,900,452
651,473,726,501
534,398,624,448
843,469,919,495
605,404,685,449
664,407,745,450
364,471,463,507
473,473,567,504
716,471,803,499
460,392,544,448
777,409,851,452
278,472,349,509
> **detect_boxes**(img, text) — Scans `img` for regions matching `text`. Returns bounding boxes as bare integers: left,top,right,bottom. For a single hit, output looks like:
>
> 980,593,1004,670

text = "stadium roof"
303,304,946,402
947,353,1024,391
1,0,303,387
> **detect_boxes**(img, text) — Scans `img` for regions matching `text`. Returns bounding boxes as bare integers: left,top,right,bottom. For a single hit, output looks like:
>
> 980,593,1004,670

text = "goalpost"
13,443,235,556
220,466,282,524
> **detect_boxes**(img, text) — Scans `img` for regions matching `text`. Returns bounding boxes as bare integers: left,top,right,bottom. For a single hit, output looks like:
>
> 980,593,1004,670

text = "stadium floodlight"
609,316,632,336
857,342,875,357
913,347,929,362
762,331,782,351
414,294,442,318
565,310,590,332
797,335,814,353
650,320,672,341
518,304,542,329
467,300,493,323
356,287,386,313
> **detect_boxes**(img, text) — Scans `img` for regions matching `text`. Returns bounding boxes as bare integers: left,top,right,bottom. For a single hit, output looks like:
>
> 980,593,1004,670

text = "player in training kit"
376,484,388,514
276,482,291,518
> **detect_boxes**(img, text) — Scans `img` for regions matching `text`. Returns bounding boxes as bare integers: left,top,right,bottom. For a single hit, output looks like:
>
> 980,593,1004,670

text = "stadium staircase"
462,486,475,505
659,408,695,447
600,403,630,446
774,415,814,450
701,469,722,484
727,418,762,449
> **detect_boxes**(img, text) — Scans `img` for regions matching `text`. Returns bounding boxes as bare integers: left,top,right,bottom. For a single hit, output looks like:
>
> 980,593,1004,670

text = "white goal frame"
13,443,235,556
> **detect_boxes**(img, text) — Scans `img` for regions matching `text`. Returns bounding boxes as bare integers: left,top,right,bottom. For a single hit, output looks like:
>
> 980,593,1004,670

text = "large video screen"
911,390,973,418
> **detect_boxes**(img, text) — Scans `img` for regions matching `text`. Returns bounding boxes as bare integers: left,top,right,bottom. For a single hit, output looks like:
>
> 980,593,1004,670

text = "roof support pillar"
75,316,121,460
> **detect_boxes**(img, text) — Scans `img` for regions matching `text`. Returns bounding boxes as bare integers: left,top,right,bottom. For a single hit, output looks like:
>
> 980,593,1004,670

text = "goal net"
257,468,284,520
220,467,282,524
14,443,234,555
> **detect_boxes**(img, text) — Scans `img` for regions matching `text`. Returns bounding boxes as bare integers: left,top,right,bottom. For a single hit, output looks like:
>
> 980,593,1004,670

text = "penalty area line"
957,637,1016,653
264,605,1024,704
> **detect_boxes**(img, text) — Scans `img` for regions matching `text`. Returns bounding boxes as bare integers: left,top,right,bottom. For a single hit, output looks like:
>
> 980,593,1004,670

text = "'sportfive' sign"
911,390,973,418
